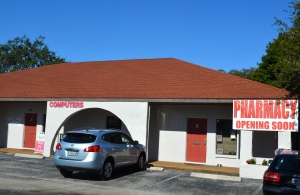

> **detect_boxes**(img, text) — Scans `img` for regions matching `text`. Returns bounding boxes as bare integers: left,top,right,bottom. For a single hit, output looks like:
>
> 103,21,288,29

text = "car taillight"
56,143,62,150
264,171,281,182
84,145,100,152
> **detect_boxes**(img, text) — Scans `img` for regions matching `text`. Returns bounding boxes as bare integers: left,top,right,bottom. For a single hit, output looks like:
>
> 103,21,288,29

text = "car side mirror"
134,140,139,145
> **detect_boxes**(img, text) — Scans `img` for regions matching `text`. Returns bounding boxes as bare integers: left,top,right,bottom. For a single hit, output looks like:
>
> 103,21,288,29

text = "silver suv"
53,128,146,180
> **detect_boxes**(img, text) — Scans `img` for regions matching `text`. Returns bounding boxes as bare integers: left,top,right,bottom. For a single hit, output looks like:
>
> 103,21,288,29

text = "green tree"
0,35,66,73
253,1,300,97
219,68,256,80
217,69,226,73
275,1,300,97
253,36,283,88
228,68,256,80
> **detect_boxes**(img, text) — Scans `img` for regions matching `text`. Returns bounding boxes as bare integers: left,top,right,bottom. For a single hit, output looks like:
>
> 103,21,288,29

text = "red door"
186,118,207,163
24,113,37,148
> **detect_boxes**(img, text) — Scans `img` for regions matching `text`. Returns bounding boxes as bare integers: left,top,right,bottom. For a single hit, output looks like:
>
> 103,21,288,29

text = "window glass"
120,133,133,144
275,156,300,172
216,119,237,155
102,132,133,144
252,131,277,158
102,133,114,142
63,133,96,143
105,133,123,144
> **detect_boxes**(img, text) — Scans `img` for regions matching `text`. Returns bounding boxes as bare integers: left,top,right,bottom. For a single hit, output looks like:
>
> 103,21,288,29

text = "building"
0,58,297,173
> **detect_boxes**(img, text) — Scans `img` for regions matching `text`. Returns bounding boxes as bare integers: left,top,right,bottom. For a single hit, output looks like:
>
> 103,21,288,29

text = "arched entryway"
50,108,131,152
44,101,149,157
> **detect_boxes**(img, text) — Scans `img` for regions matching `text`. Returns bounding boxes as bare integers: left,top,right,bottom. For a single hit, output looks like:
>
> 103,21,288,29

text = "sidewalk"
147,161,239,176
0,148,43,155
0,148,239,176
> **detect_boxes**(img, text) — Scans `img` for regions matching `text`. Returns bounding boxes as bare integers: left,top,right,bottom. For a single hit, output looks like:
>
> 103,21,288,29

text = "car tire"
136,154,145,171
102,159,114,180
59,169,73,178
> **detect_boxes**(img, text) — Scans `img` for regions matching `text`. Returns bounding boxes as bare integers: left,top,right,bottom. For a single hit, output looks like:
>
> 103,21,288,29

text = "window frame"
215,119,239,157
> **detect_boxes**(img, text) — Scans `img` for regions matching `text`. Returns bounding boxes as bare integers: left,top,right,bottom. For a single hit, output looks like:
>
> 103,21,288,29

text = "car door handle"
112,148,116,151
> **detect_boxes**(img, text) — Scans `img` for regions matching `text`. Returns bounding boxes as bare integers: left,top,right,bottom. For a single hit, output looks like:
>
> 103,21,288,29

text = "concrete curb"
14,153,45,159
191,172,242,182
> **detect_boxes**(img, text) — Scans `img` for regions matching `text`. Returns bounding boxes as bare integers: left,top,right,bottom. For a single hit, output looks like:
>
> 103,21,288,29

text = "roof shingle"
0,58,287,99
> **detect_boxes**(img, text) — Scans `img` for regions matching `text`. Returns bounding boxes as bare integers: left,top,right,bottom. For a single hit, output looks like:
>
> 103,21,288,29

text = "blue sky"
0,0,291,72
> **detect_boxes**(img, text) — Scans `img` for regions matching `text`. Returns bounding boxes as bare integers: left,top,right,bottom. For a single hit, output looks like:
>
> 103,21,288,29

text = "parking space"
0,153,263,195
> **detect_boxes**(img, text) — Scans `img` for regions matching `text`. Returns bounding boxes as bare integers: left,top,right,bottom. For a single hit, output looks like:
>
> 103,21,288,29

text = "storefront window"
216,119,237,155
252,131,277,158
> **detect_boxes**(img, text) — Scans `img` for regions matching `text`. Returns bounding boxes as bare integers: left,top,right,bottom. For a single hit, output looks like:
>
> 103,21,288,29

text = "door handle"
204,138,207,145
112,148,116,151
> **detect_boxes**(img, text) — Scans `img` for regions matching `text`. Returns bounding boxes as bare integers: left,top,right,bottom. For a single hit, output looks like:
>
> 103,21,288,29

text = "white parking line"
147,167,164,171
190,172,242,182
144,173,186,189
253,184,263,195
14,153,45,159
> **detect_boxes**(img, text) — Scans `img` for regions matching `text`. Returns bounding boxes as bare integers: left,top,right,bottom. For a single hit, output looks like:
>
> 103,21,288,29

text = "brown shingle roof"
0,58,287,99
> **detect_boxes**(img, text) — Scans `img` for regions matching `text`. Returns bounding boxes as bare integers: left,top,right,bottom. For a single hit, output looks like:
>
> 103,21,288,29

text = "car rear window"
275,156,300,172
63,133,96,143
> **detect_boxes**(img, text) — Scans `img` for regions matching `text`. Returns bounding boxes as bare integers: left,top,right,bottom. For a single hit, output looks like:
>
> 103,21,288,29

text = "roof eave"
0,98,290,103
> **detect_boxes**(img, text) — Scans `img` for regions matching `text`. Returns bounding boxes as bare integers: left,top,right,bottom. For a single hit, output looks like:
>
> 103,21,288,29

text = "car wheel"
59,169,73,178
136,154,145,171
102,159,114,180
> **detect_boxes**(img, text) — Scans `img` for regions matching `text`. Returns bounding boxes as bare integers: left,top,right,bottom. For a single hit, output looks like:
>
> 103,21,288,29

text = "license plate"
292,178,300,185
67,151,76,156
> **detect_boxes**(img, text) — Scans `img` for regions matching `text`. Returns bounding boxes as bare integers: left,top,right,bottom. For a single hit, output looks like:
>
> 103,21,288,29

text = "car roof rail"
73,127,98,131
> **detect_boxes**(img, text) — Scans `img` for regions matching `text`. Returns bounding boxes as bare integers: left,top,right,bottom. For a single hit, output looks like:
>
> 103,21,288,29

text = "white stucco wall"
44,101,149,157
240,163,269,180
0,102,46,148
278,131,292,149
239,130,291,179
149,104,241,167
0,101,294,173
7,122,24,148
240,130,252,164
150,104,294,169
158,131,186,162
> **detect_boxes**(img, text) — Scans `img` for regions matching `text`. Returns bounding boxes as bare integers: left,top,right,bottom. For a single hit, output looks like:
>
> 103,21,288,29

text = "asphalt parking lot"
0,153,263,195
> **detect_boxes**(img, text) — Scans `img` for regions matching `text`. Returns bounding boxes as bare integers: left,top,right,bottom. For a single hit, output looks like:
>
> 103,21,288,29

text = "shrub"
262,159,268,166
246,158,256,164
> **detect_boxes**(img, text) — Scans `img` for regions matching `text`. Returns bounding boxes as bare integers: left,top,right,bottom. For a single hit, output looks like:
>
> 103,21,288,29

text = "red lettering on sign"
233,100,240,118
256,100,263,118
49,101,84,108
290,100,297,119
236,120,294,131
234,100,297,120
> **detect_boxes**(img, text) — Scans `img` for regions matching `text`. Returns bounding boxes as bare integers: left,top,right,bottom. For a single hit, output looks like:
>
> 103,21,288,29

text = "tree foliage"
252,37,283,88
218,68,256,80
228,68,256,80
0,35,66,73
253,1,300,97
